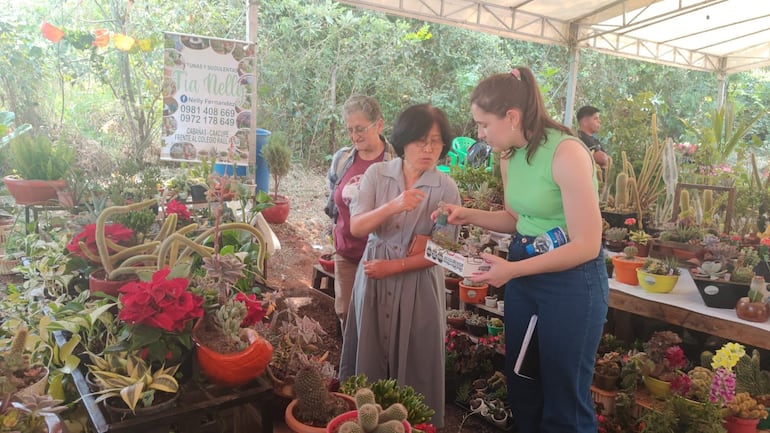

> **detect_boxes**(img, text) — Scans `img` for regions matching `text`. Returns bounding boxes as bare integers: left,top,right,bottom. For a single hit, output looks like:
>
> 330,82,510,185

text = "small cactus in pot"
337,388,410,433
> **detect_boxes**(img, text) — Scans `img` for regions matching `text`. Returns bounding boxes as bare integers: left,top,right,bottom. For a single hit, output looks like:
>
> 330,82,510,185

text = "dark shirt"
578,130,604,152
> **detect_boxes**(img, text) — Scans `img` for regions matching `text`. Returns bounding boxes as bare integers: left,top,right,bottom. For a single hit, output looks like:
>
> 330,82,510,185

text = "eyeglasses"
346,121,377,136
413,138,444,149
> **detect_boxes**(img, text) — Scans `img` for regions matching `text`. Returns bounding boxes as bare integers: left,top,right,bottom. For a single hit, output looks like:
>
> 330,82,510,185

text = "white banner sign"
161,32,254,165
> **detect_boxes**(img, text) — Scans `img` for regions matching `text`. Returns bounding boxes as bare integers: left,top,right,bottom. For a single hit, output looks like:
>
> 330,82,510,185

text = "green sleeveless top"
505,128,597,237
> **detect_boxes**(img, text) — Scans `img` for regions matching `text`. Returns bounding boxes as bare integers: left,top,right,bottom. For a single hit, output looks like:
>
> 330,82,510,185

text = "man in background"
576,105,610,170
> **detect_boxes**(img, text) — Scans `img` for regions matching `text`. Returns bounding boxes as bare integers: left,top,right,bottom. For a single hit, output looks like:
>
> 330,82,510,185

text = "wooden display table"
609,270,770,350
54,332,273,433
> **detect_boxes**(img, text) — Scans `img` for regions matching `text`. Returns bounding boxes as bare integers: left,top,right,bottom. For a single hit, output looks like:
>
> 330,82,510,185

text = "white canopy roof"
337,0,770,75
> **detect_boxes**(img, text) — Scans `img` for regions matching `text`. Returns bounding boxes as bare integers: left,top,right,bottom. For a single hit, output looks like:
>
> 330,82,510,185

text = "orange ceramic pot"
611,256,644,285
193,325,273,387
285,393,355,433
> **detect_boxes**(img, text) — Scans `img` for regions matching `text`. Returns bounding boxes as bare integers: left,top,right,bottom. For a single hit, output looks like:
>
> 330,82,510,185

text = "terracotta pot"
723,416,760,433
262,194,290,224
735,297,770,322
88,269,138,298
266,365,295,398
458,281,488,304
3,176,66,205
593,372,619,391
635,243,651,257
326,410,411,433
611,256,644,285
446,316,466,330
193,325,273,387
285,392,355,433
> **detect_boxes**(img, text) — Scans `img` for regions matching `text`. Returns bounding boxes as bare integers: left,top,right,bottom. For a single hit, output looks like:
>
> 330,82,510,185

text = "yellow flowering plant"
625,217,651,245
711,342,745,371
709,342,745,406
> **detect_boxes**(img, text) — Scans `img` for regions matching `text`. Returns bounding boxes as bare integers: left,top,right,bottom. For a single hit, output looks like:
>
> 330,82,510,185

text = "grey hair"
342,94,382,122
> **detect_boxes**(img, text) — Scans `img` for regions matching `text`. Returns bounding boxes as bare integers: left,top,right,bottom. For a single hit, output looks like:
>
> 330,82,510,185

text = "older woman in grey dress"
339,104,461,428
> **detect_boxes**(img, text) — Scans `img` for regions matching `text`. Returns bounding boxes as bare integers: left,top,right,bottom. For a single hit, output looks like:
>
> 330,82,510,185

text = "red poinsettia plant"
66,223,134,263
116,267,204,365
166,199,192,221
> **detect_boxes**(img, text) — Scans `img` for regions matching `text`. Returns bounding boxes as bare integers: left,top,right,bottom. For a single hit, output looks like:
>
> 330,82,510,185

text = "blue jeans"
504,233,608,433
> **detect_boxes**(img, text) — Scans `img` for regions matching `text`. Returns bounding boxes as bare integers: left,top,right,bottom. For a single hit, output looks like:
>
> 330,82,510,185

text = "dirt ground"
263,165,503,433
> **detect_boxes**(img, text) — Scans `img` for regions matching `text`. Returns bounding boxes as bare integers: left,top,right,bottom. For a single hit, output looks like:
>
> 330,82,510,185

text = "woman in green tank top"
443,67,609,433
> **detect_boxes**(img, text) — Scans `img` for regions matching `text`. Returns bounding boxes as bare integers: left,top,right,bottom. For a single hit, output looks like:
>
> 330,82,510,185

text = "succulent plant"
604,227,628,242
622,245,638,259
640,257,681,276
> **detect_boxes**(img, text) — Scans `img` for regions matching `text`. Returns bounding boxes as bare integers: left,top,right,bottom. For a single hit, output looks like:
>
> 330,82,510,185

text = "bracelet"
401,259,406,270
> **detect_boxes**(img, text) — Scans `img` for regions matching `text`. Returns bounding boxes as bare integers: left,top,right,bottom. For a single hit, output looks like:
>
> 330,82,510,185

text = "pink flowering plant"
625,217,651,246
115,268,204,365
709,342,745,406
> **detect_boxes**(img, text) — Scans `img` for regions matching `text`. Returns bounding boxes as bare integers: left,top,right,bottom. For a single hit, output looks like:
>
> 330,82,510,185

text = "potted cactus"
284,363,355,433
326,388,411,433
603,227,628,252
636,257,681,293
611,246,645,285
0,325,48,398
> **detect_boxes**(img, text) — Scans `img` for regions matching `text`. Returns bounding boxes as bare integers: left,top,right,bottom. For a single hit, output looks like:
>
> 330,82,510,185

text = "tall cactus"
615,172,629,210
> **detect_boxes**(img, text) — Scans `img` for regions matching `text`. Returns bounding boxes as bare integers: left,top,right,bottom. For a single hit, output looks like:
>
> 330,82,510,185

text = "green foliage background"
1,0,769,173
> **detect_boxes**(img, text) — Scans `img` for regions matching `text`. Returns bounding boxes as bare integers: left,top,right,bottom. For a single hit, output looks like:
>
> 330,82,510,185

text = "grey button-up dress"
338,158,461,428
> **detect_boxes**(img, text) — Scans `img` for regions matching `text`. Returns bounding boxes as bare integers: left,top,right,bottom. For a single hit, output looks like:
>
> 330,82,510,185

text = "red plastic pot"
326,410,410,433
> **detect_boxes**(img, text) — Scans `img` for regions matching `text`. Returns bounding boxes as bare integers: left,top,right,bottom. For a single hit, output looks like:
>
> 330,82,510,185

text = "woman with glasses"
338,104,460,428
444,68,608,433
324,95,395,333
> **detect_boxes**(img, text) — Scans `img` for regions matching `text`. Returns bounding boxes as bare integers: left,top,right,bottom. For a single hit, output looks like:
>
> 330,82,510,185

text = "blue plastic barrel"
255,129,271,193
213,162,248,177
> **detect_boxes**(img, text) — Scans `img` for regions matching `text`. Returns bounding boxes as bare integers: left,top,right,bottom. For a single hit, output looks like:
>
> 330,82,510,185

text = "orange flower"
92,28,110,47
40,21,65,43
